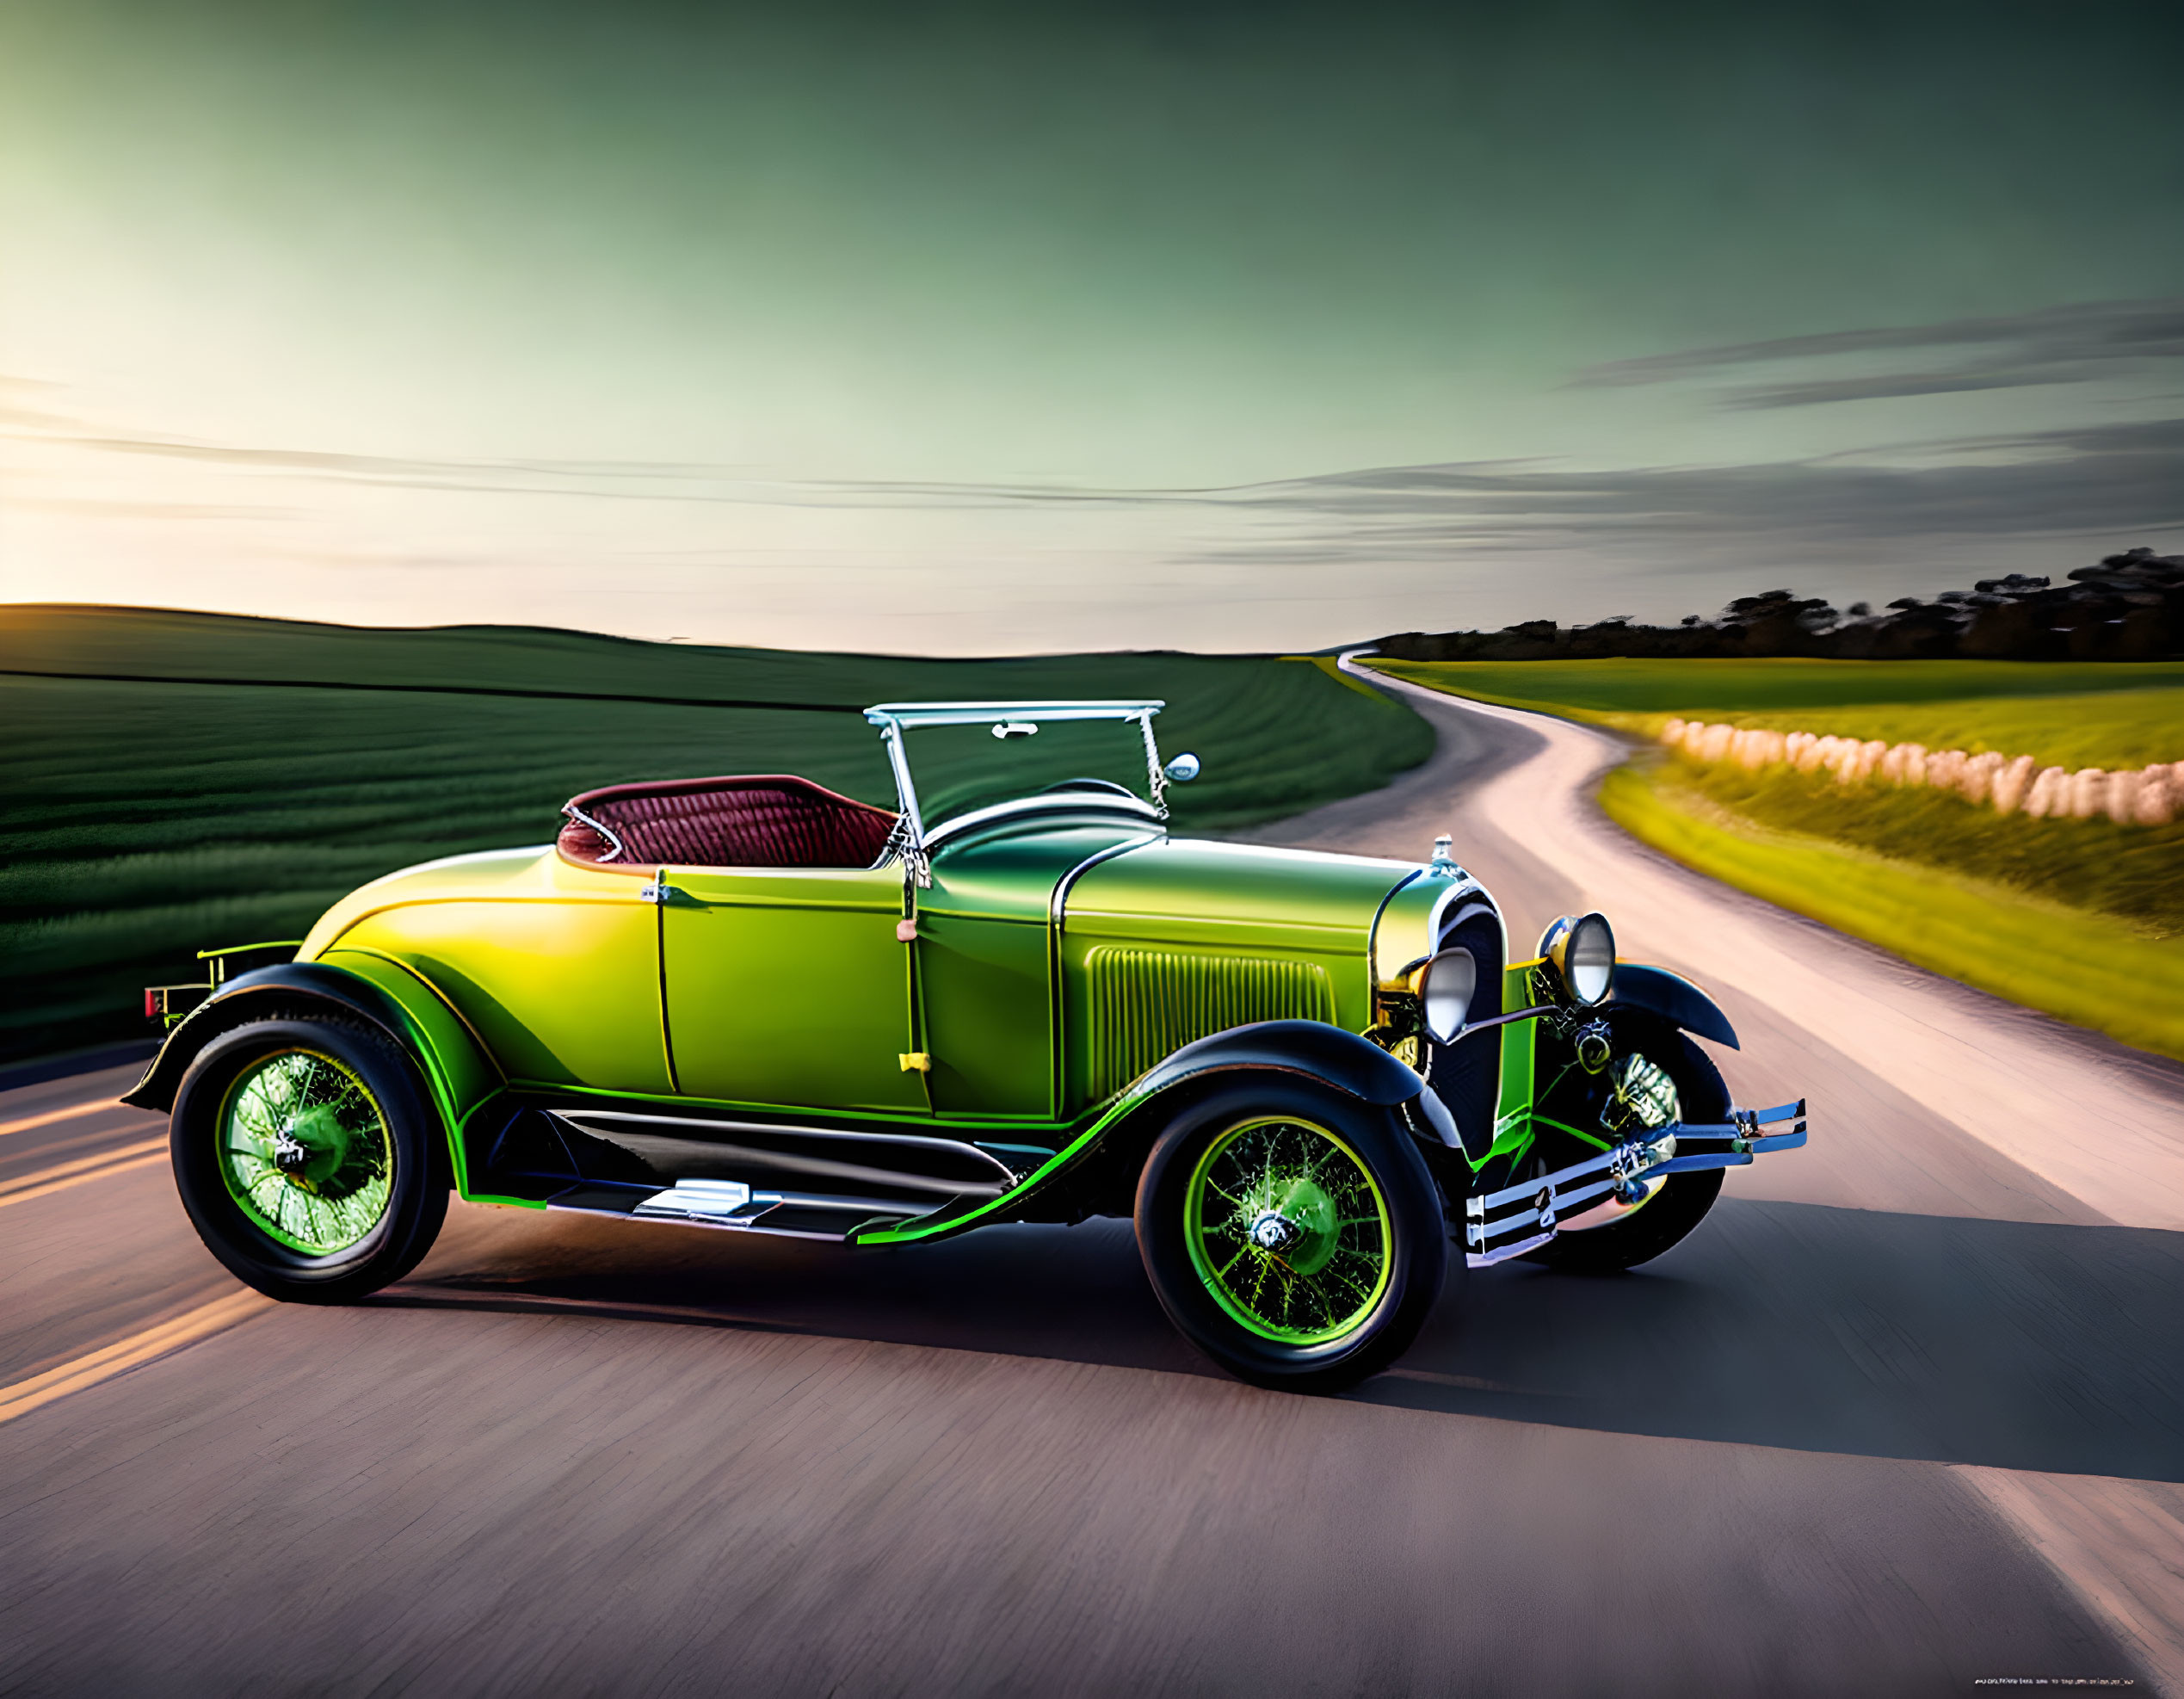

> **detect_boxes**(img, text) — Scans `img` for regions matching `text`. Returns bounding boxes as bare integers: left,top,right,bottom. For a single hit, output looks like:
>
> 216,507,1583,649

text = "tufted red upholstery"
558,775,898,870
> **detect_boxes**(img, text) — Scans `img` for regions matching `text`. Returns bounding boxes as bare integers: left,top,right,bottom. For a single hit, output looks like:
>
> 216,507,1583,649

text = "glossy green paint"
1487,961,1542,1169
916,822,1137,1120
289,798,1485,1227
662,862,922,1112
1059,837,1410,1114
307,848,673,1096
299,822,1418,1134
1066,839,1413,970
310,947,505,1194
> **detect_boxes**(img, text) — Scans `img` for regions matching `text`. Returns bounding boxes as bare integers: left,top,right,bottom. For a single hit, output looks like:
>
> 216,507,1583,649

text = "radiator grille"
1084,947,1336,1099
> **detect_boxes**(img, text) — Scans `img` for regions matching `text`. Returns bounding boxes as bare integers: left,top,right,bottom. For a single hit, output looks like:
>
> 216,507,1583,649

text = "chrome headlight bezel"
1540,911,1616,1008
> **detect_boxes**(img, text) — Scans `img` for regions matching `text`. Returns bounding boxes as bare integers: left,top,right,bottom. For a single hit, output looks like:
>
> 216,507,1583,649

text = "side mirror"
1163,752,1201,783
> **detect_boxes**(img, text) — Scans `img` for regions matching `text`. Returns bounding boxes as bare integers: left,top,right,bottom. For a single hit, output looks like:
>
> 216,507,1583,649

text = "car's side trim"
546,1184,922,1242
470,1096,1034,1211
558,1108,1020,1189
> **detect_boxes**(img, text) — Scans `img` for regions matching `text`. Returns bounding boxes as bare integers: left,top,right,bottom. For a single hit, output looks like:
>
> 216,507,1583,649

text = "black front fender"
1610,964,1739,1049
1138,1019,1422,1104
1133,1019,1462,1146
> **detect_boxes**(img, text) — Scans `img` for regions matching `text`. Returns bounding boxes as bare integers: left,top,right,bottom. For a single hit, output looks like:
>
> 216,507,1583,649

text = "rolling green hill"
2,605,1434,1064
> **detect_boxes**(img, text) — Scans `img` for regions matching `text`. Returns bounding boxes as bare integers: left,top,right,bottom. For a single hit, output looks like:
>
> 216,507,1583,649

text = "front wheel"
1135,1081,1449,1393
170,1016,449,1303
1523,1027,1727,1274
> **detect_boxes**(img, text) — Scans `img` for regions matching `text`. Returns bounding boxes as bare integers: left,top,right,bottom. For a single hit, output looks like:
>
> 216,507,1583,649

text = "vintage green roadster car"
128,698,1805,1391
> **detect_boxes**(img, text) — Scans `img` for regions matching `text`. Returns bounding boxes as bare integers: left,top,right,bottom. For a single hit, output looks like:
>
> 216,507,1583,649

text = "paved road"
3,686,2181,1696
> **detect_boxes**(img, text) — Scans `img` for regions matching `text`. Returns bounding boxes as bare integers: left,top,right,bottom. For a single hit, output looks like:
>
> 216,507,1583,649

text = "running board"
548,1178,925,1242
1464,1099,1807,1268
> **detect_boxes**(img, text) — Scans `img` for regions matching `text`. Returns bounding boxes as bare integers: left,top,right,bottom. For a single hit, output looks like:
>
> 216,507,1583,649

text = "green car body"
130,696,1806,1388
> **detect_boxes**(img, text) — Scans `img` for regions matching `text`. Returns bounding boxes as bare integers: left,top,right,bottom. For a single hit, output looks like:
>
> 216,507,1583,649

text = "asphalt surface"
3,688,2181,1696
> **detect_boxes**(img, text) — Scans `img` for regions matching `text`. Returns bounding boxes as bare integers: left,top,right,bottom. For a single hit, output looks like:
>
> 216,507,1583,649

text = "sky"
3,0,2181,654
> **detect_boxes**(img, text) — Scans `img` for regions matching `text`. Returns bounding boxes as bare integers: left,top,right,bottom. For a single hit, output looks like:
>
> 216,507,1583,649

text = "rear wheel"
170,1016,449,1302
1523,1027,1727,1274
1136,1081,1449,1393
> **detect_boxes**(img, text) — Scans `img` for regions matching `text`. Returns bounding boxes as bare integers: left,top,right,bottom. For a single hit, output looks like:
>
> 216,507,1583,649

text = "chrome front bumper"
1463,1099,1808,1269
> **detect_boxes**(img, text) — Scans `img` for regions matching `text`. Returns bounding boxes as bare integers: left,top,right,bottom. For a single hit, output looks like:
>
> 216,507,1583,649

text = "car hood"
1062,836,1416,955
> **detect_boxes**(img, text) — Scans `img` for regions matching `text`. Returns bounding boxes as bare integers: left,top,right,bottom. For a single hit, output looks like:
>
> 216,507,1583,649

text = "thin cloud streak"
17,393,2184,552
1212,416,2184,560
1570,296,2184,411
7,411,1246,511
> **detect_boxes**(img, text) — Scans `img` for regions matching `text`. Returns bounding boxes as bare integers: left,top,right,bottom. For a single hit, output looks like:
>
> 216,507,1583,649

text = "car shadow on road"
1373,1197,2184,1482
378,1194,2184,1480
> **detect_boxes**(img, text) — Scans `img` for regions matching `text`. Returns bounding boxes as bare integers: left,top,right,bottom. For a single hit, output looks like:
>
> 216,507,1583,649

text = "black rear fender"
121,960,502,1189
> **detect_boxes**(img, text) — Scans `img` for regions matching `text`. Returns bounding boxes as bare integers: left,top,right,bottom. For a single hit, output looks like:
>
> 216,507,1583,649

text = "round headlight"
1418,946,1478,1043
1544,911,1616,1006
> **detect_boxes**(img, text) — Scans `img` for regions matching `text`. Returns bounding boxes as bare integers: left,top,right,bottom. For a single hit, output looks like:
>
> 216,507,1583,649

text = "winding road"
3,679,2181,1696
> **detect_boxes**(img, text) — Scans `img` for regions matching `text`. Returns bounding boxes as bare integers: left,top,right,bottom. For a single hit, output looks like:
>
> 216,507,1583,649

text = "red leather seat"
558,775,898,870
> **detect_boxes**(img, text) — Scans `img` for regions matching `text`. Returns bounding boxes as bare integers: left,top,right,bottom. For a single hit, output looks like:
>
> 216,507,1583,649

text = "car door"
658,862,927,1115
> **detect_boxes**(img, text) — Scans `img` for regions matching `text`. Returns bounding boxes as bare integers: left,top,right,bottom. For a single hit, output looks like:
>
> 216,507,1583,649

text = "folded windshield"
902,716,1157,830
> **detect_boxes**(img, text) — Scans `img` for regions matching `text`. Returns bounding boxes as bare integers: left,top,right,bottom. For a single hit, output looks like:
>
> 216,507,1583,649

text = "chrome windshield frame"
864,700,1169,867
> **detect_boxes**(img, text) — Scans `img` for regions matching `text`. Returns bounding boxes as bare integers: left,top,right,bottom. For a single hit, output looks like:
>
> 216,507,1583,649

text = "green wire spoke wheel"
1184,1115,1391,1345
1137,1080,1449,1393
170,1016,448,1303
218,1048,394,1256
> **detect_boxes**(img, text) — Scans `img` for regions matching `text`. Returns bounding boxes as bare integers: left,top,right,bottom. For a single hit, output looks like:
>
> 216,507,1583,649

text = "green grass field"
1373,657,2184,1061
1,605,1434,1065
1371,658,2184,769
1601,764,2184,1060
1655,757,2184,934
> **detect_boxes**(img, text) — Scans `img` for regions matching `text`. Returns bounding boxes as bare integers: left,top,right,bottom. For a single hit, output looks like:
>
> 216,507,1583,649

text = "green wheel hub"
1184,1115,1392,1345
217,1048,394,1256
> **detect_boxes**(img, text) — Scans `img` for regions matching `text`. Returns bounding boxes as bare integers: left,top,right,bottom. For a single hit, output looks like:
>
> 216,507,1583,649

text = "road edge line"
0,1097,126,1139
0,1144,168,1209
0,1290,273,1426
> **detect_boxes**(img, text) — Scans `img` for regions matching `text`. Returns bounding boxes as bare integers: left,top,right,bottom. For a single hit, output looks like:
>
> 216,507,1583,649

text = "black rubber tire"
1135,1080,1451,1394
1523,1029,1728,1274
170,1016,450,1303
